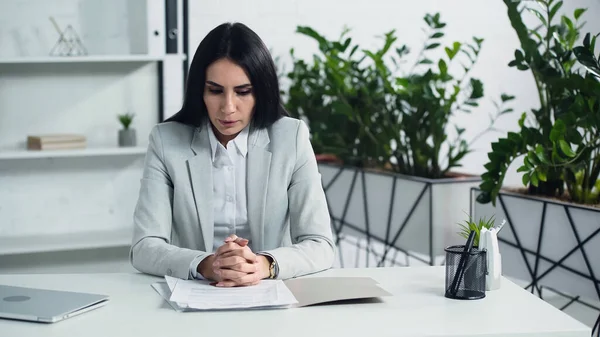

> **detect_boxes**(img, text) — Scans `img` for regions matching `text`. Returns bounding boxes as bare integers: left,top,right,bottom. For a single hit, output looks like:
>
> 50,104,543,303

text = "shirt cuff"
189,255,208,280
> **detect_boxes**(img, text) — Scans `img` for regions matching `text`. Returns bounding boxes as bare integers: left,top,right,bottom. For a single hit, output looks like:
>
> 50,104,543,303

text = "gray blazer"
129,116,335,280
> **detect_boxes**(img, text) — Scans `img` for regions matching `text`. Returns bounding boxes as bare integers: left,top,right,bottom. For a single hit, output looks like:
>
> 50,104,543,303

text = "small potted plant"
118,112,136,147
457,213,497,247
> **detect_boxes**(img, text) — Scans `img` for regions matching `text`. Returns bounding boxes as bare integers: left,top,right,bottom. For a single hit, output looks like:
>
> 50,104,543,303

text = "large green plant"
478,0,600,205
286,14,511,178
388,16,512,178
553,34,600,204
285,26,392,166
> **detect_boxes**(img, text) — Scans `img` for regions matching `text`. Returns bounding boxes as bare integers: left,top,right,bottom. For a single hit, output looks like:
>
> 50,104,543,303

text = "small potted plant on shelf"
118,112,136,147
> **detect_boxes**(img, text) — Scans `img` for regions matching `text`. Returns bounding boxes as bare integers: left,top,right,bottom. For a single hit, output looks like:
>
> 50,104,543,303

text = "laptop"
0,285,109,323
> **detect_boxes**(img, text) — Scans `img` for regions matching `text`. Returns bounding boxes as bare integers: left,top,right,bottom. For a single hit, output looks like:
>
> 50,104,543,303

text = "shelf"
0,54,186,64
0,147,147,160
0,228,133,255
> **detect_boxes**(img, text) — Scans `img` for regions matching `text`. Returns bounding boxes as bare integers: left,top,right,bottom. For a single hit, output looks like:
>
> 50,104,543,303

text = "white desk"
0,267,590,337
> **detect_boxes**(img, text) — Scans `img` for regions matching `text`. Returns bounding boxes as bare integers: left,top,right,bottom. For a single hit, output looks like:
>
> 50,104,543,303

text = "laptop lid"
0,285,109,323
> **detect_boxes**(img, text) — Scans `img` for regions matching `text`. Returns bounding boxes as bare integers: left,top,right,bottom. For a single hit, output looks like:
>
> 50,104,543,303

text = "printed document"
154,276,298,310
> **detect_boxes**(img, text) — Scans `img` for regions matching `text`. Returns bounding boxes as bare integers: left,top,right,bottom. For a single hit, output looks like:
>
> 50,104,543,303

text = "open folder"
152,275,392,311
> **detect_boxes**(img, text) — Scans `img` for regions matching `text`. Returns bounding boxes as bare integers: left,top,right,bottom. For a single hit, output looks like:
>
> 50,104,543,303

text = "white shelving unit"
0,147,147,160
0,228,133,256
0,0,185,269
0,55,175,64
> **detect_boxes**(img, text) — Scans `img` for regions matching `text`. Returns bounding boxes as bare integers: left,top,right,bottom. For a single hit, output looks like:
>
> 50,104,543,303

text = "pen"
449,230,476,297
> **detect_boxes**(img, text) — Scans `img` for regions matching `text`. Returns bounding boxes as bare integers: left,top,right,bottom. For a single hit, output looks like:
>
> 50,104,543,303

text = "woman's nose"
221,93,235,114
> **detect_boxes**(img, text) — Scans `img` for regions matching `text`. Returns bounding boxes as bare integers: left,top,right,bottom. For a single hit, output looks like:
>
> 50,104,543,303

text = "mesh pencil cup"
444,245,487,300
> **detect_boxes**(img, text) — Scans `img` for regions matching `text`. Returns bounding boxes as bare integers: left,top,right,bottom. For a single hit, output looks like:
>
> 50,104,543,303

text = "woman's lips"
218,119,238,127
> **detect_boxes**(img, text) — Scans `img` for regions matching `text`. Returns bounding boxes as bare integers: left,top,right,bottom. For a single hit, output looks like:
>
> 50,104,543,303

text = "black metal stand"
470,188,600,321
322,164,478,268
322,164,434,267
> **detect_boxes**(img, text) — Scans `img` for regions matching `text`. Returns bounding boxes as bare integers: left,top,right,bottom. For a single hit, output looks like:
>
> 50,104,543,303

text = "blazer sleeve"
262,120,336,279
129,125,210,279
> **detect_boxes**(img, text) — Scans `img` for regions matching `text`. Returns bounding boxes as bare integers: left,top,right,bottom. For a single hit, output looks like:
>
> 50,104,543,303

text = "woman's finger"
215,273,261,287
213,255,246,269
217,247,257,262
214,268,247,281
225,235,249,246
219,260,258,273
215,242,241,256
224,234,238,243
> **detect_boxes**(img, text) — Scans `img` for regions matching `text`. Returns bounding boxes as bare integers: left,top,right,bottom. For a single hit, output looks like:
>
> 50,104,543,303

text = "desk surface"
0,267,590,337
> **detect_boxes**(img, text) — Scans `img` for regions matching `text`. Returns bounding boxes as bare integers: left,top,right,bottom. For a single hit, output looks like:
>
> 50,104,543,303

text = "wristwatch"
268,257,279,279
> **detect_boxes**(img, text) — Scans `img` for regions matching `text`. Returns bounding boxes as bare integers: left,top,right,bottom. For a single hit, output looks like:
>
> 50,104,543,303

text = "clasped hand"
200,235,269,287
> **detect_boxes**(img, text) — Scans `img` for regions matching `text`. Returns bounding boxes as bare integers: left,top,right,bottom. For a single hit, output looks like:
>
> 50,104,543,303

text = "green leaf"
514,49,525,61
530,171,539,186
573,45,600,77
535,145,550,164
431,32,444,39
562,16,574,32
574,8,586,20
522,172,531,186
438,59,448,74
549,1,563,22
558,140,576,157
518,112,527,128
584,33,591,47
527,152,539,165
469,78,484,99
501,94,515,102
524,155,533,169
426,43,441,50
507,131,521,143
419,58,434,65
396,78,409,87
517,165,529,173
527,8,547,26
550,119,566,141
537,167,547,182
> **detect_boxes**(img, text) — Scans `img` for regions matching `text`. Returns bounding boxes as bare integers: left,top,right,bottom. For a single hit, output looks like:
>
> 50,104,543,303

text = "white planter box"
318,163,480,267
471,188,600,301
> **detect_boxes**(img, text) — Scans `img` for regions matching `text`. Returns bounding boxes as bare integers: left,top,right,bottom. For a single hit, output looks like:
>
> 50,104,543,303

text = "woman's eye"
208,88,222,94
236,90,252,96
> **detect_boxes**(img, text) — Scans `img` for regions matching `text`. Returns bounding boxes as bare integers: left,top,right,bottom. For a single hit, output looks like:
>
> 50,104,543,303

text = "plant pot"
118,128,136,147
319,162,481,267
471,187,600,302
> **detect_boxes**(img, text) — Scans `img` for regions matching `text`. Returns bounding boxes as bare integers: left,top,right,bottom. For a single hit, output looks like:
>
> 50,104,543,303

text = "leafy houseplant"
285,14,512,179
457,213,496,247
117,112,136,147
477,0,600,206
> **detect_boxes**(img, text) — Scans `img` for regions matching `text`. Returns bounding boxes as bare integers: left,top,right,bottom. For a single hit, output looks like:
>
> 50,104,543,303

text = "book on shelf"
27,134,87,151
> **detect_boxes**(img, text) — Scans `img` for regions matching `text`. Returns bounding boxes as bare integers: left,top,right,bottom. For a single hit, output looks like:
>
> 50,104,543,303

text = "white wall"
187,0,600,187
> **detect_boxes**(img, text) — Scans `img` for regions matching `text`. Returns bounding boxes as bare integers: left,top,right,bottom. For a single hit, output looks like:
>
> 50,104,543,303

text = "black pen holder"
444,245,486,300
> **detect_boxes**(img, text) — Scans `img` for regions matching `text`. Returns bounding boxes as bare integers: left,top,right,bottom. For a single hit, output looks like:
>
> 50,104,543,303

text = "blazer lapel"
188,126,214,252
247,126,271,251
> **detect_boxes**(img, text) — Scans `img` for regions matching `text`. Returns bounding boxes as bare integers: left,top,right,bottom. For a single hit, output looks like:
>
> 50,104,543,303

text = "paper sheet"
160,276,298,310
151,282,188,312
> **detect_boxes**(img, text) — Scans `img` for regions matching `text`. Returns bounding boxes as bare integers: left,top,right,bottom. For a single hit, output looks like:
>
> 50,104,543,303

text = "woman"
129,22,335,287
